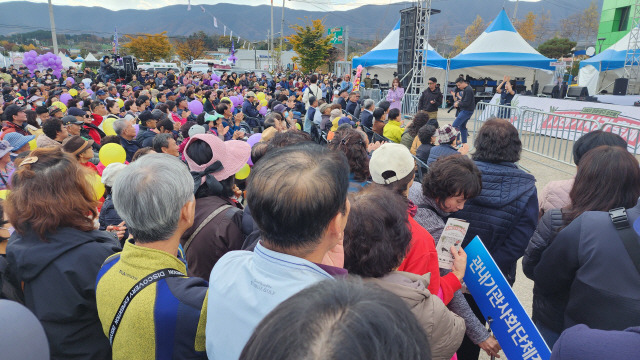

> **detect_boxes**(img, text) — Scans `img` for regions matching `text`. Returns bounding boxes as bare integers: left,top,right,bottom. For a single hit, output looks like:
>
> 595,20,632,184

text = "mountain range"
0,0,599,40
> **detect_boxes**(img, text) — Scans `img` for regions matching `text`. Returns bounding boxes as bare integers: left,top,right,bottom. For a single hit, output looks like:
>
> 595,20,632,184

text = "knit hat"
369,143,415,185
101,163,127,187
436,125,460,144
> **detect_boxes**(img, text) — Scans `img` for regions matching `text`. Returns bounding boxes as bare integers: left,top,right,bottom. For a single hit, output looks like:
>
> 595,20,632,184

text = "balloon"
235,163,250,180
86,89,93,95
295,123,301,130
51,101,67,113
259,99,268,108
133,124,139,135
28,139,37,150
221,97,231,104
256,92,266,101
69,89,78,97
247,133,262,147
0,189,9,200
188,100,204,115
59,93,72,106
98,143,126,166
102,117,117,136
89,173,105,200
259,106,267,116
116,98,124,108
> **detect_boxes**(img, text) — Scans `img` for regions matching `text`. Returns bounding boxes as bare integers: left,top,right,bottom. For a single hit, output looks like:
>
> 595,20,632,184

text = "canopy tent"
351,20,447,83
72,56,84,63
449,9,554,87
84,53,98,62
578,28,638,95
57,52,76,69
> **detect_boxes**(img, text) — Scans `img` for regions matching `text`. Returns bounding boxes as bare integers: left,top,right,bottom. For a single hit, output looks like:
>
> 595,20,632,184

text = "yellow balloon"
89,173,105,200
51,101,67,114
98,143,126,166
102,117,117,136
69,89,78,97
117,98,124,108
295,123,301,130
259,99,268,108
235,163,251,180
28,139,37,150
256,92,266,101
221,97,231,104
0,189,9,200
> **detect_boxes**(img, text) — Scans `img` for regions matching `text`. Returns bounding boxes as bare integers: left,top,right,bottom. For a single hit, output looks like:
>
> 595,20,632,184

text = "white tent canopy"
450,9,554,88
578,28,638,95
85,53,98,62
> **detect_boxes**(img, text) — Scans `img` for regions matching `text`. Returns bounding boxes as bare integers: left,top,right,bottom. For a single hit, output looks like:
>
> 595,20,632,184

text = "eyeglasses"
84,114,92,118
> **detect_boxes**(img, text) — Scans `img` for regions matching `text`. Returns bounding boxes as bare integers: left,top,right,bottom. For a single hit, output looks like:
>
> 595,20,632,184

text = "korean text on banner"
464,236,551,360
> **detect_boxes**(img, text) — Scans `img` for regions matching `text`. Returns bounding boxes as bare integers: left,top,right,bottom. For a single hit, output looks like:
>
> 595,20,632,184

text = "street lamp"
598,37,606,53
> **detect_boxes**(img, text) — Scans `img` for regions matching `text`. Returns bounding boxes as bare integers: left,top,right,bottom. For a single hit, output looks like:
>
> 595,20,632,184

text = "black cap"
4,104,24,121
61,115,83,125
138,110,159,124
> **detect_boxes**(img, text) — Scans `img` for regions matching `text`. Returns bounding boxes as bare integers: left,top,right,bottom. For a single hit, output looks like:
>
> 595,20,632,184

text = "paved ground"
432,108,576,360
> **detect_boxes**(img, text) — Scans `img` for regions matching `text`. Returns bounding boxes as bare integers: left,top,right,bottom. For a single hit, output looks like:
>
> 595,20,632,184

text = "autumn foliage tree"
287,18,333,73
514,12,537,43
175,33,206,62
123,32,172,62
451,15,487,57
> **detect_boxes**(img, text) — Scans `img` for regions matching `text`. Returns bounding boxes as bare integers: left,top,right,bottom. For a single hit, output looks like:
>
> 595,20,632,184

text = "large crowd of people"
0,62,639,360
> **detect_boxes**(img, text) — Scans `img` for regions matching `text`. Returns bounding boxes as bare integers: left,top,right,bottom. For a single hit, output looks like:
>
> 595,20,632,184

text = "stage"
594,95,640,107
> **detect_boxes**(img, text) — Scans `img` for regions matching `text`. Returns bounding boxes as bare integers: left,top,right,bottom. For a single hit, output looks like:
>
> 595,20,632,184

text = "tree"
537,38,576,59
514,12,537,43
175,34,206,63
287,18,333,73
451,15,487,56
534,11,552,43
581,1,600,43
122,32,172,62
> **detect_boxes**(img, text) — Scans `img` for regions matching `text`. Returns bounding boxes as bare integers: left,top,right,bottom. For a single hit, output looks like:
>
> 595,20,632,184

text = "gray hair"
112,119,128,137
151,109,169,122
364,99,375,110
153,133,172,153
113,154,193,243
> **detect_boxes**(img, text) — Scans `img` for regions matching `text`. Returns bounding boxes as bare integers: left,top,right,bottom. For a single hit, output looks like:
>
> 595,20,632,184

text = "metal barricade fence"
515,109,602,166
471,102,521,136
361,89,383,103
599,122,640,157
402,93,421,116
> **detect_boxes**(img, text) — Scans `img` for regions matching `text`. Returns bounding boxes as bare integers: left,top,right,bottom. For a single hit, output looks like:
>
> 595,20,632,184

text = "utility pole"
270,0,274,52
344,26,349,64
281,0,285,52
48,0,58,54
513,0,519,19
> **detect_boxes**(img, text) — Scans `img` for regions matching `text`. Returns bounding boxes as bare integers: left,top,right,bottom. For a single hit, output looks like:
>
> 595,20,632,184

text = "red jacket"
1,121,30,139
398,215,461,304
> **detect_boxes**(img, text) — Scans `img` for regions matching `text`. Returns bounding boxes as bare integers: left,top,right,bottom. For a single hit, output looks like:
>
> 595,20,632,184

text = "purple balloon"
259,106,267,116
86,89,93,95
56,58,62,65
60,93,72,105
133,124,139,135
65,77,75,85
247,133,262,147
188,100,204,115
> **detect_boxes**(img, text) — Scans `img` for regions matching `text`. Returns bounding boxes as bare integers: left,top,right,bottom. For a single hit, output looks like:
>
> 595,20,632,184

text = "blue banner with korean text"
464,236,551,360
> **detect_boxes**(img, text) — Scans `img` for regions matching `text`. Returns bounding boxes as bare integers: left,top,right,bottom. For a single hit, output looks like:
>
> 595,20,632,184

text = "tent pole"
442,59,449,109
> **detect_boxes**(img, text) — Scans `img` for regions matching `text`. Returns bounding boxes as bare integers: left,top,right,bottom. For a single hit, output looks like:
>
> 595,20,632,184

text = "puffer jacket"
455,161,538,285
365,271,465,360
522,208,567,333
538,178,573,216
427,144,459,165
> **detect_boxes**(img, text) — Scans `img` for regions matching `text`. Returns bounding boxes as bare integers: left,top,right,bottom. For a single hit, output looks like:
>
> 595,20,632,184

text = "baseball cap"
48,106,62,116
188,124,206,138
245,91,256,98
204,112,224,123
96,90,106,96
369,143,415,185
436,125,460,144
3,104,24,121
101,163,127,187
67,107,86,117
61,115,84,126
138,110,156,124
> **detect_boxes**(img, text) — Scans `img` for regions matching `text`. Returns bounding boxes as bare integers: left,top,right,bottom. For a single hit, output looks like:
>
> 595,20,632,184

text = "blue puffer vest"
427,144,459,165
455,161,536,282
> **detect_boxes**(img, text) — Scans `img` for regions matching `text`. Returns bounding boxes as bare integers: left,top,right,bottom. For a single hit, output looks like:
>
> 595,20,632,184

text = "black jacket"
418,87,443,113
523,209,567,333
458,86,476,112
534,202,640,331
361,109,374,129
7,227,120,359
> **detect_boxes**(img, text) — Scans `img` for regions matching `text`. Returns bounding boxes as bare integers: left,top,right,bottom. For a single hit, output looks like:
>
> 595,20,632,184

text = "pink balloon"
188,100,204,115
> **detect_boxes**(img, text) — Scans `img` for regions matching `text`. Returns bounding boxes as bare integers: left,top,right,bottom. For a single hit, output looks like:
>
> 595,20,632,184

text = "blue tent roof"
352,20,447,69
450,9,554,71
580,29,638,70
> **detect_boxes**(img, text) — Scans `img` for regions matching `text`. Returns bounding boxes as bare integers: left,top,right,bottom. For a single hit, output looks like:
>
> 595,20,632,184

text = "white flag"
213,16,218,28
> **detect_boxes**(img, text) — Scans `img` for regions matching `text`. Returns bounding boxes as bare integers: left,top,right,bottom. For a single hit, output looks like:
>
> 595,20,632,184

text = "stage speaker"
614,78,629,95
567,86,589,98
398,7,417,90
541,85,555,96
122,56,135,74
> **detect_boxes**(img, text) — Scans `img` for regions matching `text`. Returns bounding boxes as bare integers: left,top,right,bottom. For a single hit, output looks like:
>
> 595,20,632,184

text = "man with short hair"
152,133,179,156
96,154,208,359
346,92,359,115
38,117,68,148
362,73,372,89
35,105,49,124
452,77,475,146
62,115,84,136
418,77,443,124
304,96,318,133
1,104,30,139
206,144,350,360
360,98,375,129
336,89,348,110
136,110,160,145
302,74,320,110
113,119,141,162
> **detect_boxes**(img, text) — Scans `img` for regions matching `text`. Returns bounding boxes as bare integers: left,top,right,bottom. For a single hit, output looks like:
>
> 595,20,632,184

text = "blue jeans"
534,320,561,349
453,110,473,144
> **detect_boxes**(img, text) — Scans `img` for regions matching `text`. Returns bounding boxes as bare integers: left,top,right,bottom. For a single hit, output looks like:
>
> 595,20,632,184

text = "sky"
0,0,544,11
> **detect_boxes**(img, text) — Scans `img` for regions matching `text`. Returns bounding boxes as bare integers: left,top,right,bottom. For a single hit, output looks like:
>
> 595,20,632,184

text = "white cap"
369,143,415,185
188,125,206,138
101,163,127,187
